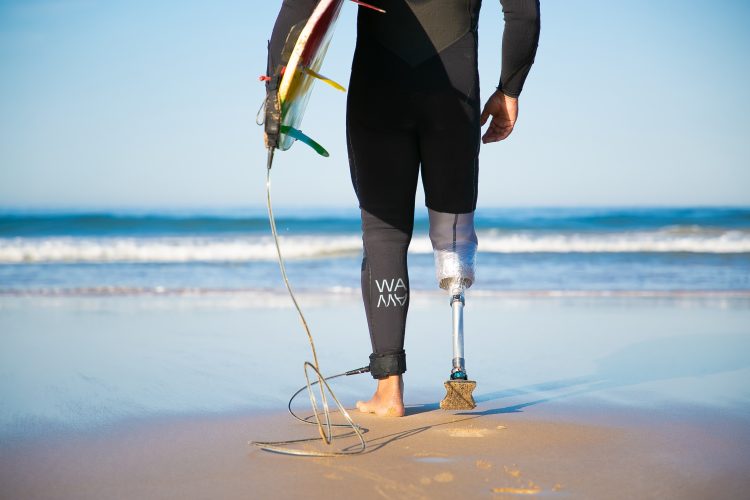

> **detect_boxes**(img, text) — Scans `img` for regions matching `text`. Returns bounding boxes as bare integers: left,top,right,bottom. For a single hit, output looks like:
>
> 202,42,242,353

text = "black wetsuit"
268,0,540,379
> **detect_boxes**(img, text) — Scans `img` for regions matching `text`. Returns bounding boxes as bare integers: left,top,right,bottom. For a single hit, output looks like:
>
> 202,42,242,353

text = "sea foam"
1,228,749,263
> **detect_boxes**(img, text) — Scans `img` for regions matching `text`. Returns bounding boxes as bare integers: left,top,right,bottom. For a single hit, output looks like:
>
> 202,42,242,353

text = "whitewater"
2,207,748,292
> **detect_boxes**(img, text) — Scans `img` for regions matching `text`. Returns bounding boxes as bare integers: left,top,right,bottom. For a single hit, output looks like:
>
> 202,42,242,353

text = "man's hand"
480,91,518,143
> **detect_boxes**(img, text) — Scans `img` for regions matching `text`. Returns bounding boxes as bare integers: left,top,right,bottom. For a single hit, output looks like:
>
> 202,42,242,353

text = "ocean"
2,207,750,441
1,207,749,295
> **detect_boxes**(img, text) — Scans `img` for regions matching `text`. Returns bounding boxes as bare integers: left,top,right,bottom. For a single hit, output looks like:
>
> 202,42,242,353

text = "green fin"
280,125,329,157
302,67,346,92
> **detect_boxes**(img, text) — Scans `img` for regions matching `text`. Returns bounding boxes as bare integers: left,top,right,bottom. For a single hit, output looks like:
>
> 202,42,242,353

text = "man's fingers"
482,132,509,143
482,121,514,143
482,131,499,143
482,126,502,143
488,119,511,135
480,105,491,126
480,92,518,143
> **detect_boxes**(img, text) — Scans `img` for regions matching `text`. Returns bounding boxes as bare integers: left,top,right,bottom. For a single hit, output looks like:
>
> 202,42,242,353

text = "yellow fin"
302,67,346,92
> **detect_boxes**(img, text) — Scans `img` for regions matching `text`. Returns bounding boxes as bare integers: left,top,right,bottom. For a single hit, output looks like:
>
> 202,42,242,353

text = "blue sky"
0,0,748,209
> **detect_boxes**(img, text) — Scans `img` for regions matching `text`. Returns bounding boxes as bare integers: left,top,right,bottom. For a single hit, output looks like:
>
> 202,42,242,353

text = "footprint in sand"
492,465,559,495
492,486,541,495
445,428,489,438
504,465,522,478
476,459,493,470
433,472,454,483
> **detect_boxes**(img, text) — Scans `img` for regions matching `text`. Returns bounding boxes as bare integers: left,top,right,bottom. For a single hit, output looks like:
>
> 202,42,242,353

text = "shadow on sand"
353,331,750,451
279,331,749,454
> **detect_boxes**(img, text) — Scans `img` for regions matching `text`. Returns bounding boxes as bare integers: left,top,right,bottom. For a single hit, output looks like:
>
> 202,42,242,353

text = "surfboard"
276,0,345,157
275,0,385,157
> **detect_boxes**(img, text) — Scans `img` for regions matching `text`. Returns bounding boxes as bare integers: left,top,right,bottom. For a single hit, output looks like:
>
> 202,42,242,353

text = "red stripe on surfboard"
298,2,340,67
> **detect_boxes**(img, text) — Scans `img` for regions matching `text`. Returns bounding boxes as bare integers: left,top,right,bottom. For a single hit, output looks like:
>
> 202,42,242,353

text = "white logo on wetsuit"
375,278,408,308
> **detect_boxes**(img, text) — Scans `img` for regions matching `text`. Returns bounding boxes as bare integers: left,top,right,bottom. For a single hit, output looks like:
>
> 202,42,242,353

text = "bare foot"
356,374,405,417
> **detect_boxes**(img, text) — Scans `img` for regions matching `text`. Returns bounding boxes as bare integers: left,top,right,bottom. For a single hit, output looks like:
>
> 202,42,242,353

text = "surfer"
267,0,540,417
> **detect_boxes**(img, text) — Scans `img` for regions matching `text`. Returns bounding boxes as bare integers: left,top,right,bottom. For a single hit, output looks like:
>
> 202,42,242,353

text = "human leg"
355,208,415,417
346,69,420,416
417,64,481,384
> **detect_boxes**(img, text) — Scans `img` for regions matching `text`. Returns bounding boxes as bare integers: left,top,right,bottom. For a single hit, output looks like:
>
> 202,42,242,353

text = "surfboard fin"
302,67,346,92
349,0,386,13
279,125,329,157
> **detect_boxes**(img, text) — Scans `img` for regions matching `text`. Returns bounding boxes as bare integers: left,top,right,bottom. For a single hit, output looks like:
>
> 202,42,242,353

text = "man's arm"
481,0,540,144
267,0,318,80
265,0,318,148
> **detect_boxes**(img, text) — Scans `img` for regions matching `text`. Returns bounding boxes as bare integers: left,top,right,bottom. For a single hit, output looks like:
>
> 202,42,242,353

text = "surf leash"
249,148,370,457
250,0,386,458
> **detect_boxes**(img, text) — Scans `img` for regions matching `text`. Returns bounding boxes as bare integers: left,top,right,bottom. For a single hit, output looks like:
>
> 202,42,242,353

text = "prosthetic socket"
428,209,478,294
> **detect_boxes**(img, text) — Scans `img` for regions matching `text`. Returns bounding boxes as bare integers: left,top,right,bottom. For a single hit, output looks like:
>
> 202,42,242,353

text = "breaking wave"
1,228,749,263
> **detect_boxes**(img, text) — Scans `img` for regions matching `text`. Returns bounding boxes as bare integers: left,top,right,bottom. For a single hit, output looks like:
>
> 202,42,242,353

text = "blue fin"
280,125,329,157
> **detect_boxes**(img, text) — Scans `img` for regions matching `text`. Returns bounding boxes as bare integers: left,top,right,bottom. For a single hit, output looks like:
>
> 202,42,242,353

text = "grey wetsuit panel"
428,209,478,289
428,209,478,251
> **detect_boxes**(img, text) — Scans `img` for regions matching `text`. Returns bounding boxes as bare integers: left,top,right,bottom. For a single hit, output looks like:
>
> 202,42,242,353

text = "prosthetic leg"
429,210,478,410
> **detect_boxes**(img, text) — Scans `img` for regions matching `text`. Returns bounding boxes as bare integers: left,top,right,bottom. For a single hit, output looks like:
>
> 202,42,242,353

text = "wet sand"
1,294,749,498
3,403,749,499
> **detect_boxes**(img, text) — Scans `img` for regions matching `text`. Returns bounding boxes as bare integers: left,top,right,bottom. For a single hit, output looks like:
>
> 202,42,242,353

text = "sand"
3,403,749,499
1,293,749,498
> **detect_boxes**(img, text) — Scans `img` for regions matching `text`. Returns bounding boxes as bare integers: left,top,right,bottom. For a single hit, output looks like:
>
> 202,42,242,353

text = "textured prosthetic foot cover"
440,380,477,410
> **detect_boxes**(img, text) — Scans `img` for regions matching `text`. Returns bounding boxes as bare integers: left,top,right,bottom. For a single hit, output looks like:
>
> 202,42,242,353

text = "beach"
2,292,749,499
2,0,749,493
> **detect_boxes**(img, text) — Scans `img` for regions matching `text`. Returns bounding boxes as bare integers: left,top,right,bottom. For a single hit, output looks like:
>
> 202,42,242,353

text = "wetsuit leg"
359,210,412,378
347,66,419,379
346,8,481,380
417,34,482,215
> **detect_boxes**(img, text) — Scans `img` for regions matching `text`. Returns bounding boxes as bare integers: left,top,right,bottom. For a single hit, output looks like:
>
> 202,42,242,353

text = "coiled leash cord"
250,149,369,457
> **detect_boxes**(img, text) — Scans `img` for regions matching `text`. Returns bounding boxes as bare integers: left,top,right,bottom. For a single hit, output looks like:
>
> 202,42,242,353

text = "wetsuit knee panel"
361,208,414,248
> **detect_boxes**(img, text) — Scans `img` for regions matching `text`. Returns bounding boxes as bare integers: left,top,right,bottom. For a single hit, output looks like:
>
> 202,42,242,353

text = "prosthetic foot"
440,286,476,410
428,210,478,411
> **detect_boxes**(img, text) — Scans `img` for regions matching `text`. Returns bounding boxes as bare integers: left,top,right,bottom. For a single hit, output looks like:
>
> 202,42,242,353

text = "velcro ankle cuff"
369,350,407,379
